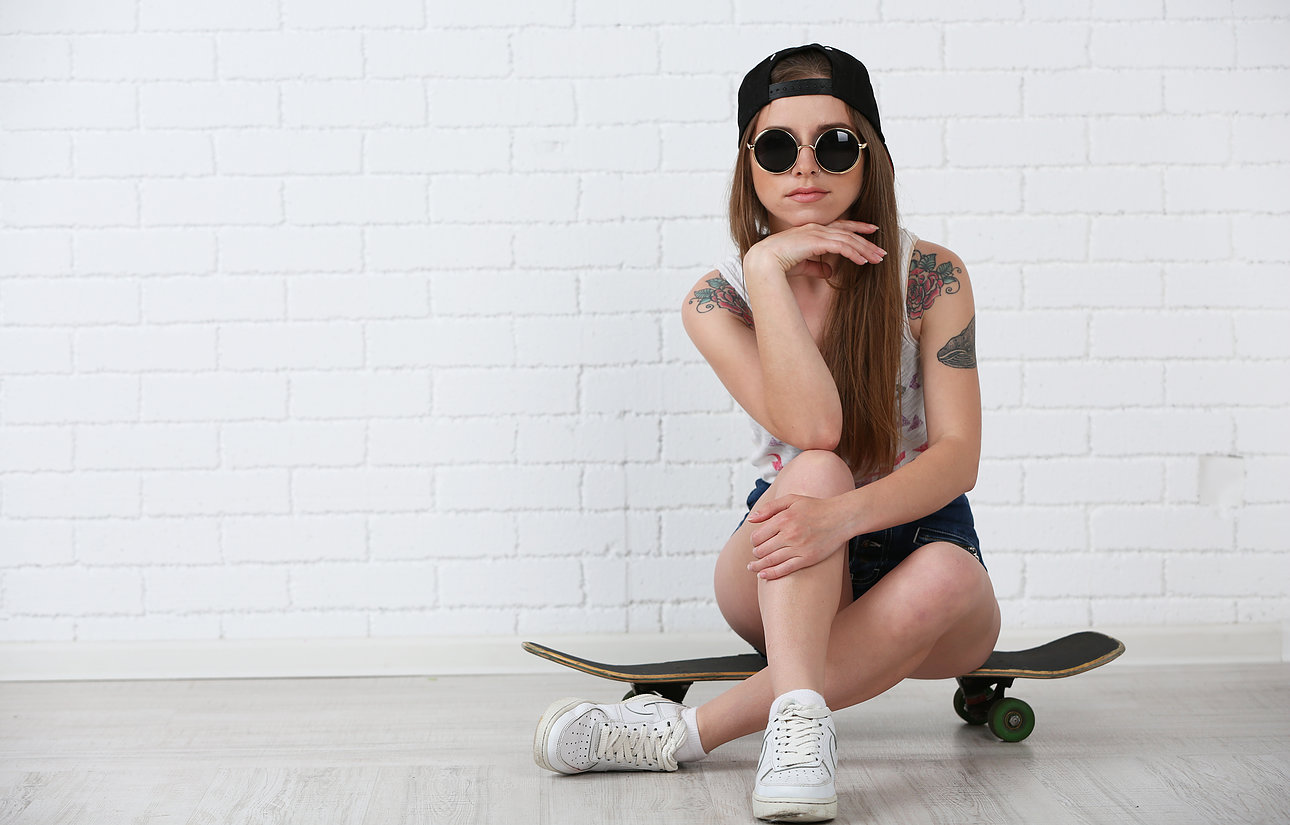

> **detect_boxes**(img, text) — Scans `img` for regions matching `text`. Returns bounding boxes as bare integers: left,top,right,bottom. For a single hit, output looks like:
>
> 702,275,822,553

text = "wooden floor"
1,664,1287,824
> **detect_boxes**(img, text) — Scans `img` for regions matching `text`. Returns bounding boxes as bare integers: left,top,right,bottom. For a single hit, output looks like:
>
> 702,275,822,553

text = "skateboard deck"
522,630,1124,742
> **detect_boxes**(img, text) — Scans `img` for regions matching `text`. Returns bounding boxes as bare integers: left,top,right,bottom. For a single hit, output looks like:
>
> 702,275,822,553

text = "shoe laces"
595,720,680,770
769,703,829,771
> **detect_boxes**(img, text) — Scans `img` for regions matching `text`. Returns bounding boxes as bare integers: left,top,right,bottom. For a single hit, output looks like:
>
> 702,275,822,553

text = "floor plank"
1,664,1287,824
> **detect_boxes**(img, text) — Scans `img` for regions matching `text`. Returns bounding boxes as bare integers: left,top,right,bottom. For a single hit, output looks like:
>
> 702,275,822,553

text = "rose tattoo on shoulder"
906,250,962,321
689,276,754,329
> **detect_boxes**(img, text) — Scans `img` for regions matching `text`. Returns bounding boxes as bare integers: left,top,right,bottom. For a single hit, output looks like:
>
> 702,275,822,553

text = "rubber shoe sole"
752,793,838,822
533,697,585,774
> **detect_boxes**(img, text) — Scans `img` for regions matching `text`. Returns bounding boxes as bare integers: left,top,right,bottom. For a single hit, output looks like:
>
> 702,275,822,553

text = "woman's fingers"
758,222,887,275
748,525,778,558
748,494,794,524
748,548,807,580
815,236,883,268
785,238,880,275
813,225,886,264
757,557,807,580
830,219,879,235
748,544,787,572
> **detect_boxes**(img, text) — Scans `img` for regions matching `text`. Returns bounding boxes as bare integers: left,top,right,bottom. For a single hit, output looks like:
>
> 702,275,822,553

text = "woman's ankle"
674,705,710,763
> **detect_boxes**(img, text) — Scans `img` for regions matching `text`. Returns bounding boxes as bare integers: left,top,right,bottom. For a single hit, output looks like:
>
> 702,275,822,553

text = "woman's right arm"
683,268,825,447
682,220,885,451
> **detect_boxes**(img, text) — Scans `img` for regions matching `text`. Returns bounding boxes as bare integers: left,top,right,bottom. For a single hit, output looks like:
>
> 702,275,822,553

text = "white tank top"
712,228,928,487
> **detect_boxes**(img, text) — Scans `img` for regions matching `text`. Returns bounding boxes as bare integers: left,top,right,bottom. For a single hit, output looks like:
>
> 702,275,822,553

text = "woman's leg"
702,535,1000,752
712,451,856,698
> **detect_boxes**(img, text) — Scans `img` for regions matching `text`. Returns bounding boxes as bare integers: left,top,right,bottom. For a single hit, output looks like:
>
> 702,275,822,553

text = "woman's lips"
788,188,827,203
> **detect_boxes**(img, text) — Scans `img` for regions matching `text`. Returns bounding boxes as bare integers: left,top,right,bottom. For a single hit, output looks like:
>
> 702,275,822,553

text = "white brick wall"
1,2,1287,647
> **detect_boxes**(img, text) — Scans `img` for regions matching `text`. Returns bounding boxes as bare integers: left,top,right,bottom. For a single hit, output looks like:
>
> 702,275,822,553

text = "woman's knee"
775,449,854,496
902,549,1000,676
898,542,994,617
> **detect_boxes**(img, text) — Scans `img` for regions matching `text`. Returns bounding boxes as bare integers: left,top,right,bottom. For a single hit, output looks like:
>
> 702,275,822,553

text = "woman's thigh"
713,519,768,651
713,453,857,651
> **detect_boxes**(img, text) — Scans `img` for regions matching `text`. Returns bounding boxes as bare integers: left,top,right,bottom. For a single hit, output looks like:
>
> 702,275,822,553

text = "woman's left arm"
897,238,975,495
747,242,981,578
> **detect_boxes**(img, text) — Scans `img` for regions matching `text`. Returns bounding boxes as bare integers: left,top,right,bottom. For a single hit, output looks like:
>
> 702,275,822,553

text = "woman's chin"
768,206,849,232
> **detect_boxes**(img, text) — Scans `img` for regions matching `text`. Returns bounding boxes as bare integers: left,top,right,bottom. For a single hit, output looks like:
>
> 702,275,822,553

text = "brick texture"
1,6,1287,643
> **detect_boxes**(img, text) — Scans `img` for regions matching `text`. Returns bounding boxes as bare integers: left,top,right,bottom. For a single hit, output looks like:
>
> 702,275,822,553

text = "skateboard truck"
628,680,692,705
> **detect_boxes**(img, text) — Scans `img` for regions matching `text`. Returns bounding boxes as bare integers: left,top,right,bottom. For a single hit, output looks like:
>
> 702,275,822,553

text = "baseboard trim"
0,623,1283,682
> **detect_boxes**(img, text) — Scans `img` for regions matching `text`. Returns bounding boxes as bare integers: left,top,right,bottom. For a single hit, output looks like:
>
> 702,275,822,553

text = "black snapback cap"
737,44,885,147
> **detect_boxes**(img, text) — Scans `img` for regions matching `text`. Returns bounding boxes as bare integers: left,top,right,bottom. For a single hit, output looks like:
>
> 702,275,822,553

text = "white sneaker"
533,693,687,774
752,693,838,822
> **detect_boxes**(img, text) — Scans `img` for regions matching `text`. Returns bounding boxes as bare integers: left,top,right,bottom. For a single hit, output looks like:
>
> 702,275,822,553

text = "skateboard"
522,630,1124,743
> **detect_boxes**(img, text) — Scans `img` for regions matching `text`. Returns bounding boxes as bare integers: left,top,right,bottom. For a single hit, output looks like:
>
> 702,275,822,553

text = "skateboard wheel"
952,687,989,725
988,697,1035,743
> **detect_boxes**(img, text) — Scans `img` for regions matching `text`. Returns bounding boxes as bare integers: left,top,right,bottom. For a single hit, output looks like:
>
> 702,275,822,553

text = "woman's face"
749,93,864,234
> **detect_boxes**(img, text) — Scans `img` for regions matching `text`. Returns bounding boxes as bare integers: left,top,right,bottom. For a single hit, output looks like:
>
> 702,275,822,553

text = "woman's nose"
791,144,819,175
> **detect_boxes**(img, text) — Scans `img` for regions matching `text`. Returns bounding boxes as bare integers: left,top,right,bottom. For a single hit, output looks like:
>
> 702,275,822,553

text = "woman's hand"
745,493,853,580
744,219,886,281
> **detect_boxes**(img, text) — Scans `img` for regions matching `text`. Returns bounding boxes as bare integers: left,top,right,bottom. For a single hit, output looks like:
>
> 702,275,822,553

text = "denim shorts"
741,478,985,601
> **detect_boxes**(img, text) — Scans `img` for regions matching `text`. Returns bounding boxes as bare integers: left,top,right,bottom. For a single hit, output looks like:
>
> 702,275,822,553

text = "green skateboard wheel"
988,696,1035,742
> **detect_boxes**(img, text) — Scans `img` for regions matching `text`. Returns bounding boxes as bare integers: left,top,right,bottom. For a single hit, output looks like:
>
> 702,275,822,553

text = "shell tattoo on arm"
937,316,977,369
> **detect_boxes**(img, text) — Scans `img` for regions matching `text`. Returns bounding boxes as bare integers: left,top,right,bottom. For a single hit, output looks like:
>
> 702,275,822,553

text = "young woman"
533,44,1000,824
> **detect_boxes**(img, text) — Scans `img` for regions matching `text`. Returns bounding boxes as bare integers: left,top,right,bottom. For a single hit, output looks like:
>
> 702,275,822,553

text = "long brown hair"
728,51,903,478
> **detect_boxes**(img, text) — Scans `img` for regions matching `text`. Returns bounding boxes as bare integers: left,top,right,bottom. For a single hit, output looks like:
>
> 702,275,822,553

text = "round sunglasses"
746,127,867,175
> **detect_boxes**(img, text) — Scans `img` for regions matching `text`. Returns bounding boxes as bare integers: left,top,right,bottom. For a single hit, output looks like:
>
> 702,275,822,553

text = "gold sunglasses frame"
746,127,867,175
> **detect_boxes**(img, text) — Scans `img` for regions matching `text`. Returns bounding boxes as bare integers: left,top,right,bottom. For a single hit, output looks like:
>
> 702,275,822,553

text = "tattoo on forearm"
689,277,754,329
906,251,962,321
937,316,977,369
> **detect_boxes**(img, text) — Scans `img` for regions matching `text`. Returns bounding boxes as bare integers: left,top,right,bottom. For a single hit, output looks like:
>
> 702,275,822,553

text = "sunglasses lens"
815,129,861,173
753,130,798,173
